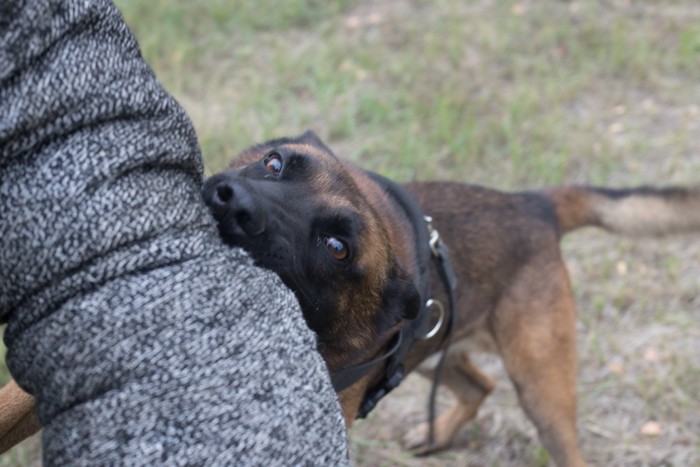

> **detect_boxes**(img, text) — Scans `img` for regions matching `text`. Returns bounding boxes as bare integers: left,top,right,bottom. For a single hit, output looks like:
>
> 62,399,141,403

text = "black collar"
329,173,457,419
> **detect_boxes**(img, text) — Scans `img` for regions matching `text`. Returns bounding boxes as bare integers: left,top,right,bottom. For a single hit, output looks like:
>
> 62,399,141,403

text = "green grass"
112,0,700,185
3,1,700,465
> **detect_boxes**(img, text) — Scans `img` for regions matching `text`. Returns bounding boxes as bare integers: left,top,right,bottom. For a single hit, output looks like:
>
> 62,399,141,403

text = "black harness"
329,174,458,431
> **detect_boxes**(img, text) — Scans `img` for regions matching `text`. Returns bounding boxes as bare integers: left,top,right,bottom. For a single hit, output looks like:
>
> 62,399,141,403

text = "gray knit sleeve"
0,0,349,465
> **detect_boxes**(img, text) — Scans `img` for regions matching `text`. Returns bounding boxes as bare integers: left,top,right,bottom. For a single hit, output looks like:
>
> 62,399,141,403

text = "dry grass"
2,0,699,465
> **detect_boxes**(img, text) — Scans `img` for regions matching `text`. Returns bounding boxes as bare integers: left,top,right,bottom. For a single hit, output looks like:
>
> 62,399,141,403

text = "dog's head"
202,131,421,372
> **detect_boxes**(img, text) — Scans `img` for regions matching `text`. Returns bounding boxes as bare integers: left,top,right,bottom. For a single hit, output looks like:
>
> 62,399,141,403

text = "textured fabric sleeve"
0,0,349,465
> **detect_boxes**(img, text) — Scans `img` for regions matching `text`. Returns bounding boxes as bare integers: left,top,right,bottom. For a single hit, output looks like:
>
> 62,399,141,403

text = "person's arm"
0,0,348,464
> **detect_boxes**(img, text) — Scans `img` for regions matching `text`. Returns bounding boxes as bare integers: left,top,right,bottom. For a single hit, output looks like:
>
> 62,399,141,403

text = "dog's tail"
544,185,700,237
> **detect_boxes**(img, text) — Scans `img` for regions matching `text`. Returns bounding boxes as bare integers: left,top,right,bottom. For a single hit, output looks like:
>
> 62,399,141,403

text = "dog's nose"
210,181,235,207
203,178,266,237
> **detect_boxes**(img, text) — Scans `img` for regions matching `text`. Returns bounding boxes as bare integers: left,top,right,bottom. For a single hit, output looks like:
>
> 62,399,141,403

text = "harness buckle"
419,299,445,340
424,215,442,257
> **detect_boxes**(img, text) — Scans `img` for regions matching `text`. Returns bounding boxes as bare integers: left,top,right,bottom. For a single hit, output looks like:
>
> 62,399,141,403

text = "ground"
2,0,699,465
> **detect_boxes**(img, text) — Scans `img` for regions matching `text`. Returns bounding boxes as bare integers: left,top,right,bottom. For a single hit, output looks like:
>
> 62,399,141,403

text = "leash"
423,215,458,448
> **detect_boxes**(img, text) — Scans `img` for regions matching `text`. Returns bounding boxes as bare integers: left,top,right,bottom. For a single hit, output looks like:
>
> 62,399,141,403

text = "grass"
109,0,700,187
2,0,700,465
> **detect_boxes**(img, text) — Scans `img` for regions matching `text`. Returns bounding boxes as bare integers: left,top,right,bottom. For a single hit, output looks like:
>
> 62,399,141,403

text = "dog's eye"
324,236,349,261
264,153,282,174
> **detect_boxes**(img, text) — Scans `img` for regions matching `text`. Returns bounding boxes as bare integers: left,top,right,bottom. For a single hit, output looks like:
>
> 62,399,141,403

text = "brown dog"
2,131,699,465
200,131,699,466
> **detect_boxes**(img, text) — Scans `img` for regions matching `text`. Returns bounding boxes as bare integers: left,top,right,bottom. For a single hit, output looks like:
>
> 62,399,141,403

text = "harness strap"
330,329,403,393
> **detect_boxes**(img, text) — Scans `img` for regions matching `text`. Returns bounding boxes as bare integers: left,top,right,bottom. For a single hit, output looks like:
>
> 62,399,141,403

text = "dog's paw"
402,422,448,455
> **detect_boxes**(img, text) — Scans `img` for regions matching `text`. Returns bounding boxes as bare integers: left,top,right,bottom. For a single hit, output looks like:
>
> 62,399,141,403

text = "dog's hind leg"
402,342,496,453
492,258,586,467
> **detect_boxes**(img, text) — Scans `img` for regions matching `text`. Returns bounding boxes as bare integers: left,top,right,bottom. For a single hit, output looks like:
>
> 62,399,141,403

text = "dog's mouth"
214,215,254,247
215,221,322,313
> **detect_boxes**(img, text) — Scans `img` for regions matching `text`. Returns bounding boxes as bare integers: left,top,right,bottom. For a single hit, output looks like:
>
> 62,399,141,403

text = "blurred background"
2,0,699,465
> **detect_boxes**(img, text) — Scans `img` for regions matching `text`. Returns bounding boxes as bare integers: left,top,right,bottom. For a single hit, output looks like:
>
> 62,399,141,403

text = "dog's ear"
382,274,421,324
297,130,333,152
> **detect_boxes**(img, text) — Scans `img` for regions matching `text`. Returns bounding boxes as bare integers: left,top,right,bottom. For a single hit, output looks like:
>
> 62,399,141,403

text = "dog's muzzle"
202,175,266,238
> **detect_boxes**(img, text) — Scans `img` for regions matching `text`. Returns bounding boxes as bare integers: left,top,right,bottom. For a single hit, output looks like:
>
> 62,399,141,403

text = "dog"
202,130,699,467
2,131,698,465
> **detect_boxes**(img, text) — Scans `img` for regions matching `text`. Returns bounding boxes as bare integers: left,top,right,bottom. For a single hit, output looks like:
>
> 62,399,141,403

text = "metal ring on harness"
419,299,445,340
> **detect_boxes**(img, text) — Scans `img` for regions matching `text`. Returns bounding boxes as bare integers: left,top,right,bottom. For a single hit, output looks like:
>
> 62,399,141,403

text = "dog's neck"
367,172,434,332
334,172,443,418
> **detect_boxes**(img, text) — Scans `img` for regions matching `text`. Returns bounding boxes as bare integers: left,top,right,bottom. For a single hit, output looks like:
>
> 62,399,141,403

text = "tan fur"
0,380,40,454
548,186,700,236
594,191,700,236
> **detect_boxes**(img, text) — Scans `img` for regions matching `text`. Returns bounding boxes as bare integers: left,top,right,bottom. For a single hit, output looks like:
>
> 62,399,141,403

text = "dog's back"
406,182,700,241
401,180,699,465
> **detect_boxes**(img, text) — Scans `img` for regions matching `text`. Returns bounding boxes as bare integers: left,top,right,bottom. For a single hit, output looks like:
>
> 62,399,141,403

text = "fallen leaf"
616,261,628,276
511,4,526,15
344,16,361,29
613,105,626,115
609,361,624,375
640,421,662,436
609,122,624,134
644,347,659,362
367,13,383,25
